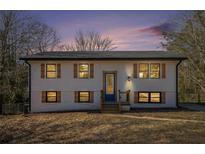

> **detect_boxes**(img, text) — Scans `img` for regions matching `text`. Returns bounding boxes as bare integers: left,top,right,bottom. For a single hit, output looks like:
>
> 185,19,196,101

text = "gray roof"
20,51,187,61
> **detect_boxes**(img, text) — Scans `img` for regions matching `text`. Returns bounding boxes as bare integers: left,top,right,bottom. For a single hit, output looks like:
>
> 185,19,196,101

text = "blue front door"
104,73,116,102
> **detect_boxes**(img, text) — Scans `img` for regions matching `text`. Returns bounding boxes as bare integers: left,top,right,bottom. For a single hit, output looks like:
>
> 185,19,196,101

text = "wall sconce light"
127,76,131,81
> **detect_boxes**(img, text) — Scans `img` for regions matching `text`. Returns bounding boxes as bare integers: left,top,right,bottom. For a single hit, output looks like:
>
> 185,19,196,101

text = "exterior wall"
29,60,179,112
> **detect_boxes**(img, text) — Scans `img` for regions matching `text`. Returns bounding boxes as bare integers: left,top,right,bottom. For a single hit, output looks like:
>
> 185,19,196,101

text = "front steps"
101,103,120,113
101,103,131,113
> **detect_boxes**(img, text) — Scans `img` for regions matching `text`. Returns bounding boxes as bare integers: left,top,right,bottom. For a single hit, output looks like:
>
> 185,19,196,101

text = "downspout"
176,60,182,108
25,61,31,112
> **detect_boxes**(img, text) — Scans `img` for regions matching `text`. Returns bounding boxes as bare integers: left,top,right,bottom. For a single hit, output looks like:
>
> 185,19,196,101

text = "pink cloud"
60,24,168,51
103,26,165,50
139,23,174,36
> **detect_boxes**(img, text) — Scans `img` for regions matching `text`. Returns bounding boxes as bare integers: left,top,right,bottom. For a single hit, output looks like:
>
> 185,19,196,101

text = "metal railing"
100,90,104,110
118,90,130,104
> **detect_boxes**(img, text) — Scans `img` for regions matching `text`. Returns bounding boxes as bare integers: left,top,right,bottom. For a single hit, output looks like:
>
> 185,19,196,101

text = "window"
79,91,90,102
138,63,160,79
75,91,94,103
150,64,160,79
138,92,161,103
46,64,57,78
42,91,60,103
105,73,114,94
138,92,149,103
79,64,89,78
46,91,57,102
139,64,149,78
150,92,161,103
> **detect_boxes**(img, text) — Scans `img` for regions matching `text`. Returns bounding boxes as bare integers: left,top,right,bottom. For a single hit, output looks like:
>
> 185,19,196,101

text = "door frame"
103,71,117,102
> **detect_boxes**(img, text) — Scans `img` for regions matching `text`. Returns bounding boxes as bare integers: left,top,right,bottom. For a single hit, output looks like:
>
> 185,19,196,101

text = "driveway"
179,103,205,112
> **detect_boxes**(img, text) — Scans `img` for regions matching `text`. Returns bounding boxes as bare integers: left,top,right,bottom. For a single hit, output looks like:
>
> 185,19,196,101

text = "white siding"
29,60,178,112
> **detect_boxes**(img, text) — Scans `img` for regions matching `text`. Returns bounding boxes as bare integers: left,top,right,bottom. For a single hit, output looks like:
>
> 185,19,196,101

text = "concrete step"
101,103,120,113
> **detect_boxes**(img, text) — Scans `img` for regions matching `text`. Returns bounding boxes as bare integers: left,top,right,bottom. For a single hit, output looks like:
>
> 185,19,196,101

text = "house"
20,51,186,112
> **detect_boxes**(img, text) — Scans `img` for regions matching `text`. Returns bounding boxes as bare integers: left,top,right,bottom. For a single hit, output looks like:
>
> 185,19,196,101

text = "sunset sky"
29,10,188,50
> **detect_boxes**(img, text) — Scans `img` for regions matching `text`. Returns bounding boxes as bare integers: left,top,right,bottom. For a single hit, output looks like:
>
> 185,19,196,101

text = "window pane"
150,92,160,103
150,72,159,78
139,97,149,102
150,64,160,79
150,97,160,102
150,64,159,71
139,93,149,98
106,74,114,94
79,92,89,102
139,64,149,78
79,64,88,71
47,92,57,102
47,64,56,71
79,64,89,78
151,93,160,98
139,64,149,71
47,72,57,78
139,72,149,78
139,92,149,102
46,64,57,78
79,72,89,78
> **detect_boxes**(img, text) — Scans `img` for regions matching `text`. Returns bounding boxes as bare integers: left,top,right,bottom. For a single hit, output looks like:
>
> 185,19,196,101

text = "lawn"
1,109,205,143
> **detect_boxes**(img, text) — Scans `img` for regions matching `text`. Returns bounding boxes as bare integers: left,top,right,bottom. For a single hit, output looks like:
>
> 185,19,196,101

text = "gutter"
176,60,182,108
20,57,187,61
25,61,31,112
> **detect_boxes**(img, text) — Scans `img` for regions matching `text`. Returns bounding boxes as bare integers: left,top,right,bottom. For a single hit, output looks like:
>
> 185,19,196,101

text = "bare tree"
23,21,59,54
0,11,60,107
59,30,116,51
163,11,205,102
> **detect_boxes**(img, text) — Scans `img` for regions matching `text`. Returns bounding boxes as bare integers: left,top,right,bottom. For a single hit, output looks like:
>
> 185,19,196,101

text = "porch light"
127,76,131,81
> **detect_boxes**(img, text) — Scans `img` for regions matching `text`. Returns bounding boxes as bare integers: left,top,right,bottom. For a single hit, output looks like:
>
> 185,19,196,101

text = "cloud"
103,25,166,51
139,23,174,36
61,23,172,51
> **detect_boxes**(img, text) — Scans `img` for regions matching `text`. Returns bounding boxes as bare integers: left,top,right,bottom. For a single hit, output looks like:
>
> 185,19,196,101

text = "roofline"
20,57,187,61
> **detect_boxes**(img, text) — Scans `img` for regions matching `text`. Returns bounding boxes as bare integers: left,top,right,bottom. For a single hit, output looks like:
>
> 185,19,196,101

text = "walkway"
104,113,205,124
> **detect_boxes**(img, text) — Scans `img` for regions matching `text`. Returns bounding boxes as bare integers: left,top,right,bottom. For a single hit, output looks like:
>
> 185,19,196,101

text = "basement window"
46,91,57,102
138,92,161,103
79,91,90,102
150,92,161,103
138,92,149,103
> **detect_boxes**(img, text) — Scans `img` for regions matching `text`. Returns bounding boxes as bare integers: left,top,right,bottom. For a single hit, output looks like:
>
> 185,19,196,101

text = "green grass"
1,110,205,143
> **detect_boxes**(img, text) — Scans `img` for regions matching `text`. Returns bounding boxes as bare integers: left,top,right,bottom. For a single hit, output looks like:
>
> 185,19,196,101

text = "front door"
104,72,116,102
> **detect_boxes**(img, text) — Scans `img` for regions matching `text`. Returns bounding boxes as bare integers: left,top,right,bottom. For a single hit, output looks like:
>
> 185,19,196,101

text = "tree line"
0,11,61,107
163,10,205,102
